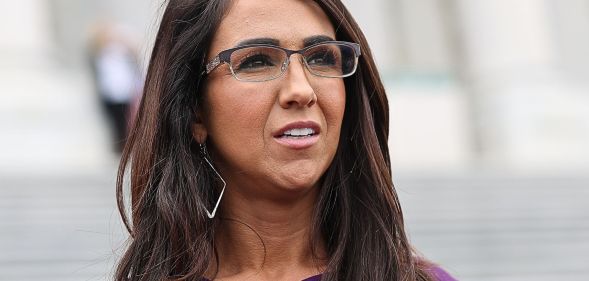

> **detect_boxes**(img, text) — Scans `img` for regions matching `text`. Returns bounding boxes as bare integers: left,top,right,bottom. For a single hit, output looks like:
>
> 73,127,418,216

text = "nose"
277,56,317,109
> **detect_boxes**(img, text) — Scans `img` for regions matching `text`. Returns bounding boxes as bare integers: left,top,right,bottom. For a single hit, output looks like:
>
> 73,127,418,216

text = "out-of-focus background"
0,0,587,280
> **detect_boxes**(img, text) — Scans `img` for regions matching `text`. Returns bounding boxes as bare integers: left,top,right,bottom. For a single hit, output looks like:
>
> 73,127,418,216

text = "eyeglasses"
204,41,361,82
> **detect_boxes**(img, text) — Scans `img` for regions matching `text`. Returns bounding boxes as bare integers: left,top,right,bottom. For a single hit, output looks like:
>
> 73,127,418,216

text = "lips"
272,121,321,149
273,121,321,138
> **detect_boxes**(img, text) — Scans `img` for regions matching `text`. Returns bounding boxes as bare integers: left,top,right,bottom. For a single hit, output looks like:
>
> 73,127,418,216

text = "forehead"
209,0,336,53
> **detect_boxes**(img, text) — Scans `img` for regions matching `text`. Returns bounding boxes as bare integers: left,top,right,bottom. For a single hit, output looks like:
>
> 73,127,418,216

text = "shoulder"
429,265,458,281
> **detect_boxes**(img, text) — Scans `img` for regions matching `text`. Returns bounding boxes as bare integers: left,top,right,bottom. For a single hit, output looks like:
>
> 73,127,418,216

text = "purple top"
299,266,457,281
301,274,321,281
204,266,457,281
430,266,458,281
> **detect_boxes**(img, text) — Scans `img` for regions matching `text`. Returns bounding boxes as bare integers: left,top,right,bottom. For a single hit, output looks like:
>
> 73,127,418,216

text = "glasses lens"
304,43,358,78
229,46,286,82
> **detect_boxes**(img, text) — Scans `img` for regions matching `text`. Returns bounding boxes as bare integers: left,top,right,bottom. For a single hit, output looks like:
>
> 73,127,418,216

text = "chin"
281,169,323,191
264,159,329,195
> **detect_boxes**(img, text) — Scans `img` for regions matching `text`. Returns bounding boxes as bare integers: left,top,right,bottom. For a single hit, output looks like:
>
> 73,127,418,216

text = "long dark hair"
115,0,434,280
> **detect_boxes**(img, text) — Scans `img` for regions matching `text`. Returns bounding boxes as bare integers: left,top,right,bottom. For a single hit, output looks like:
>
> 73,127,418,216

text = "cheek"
203,82,273,158
317,80,346,135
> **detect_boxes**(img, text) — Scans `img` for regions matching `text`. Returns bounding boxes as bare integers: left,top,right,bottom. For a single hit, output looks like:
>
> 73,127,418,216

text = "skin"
193,0,346,280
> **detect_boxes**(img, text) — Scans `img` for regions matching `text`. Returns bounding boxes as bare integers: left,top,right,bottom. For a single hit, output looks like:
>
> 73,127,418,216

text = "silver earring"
200,142,226,219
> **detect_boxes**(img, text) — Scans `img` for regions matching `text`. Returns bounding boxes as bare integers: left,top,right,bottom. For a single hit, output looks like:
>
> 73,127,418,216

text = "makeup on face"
200,0,346,192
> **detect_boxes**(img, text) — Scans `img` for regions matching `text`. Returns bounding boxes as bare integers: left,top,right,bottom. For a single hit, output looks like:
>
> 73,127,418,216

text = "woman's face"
199,0,345,198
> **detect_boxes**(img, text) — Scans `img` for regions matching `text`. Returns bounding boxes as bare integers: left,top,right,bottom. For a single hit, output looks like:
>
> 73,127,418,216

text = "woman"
115,0,456,280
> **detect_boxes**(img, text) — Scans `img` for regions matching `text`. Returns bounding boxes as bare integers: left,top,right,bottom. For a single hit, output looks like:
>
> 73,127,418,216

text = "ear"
192,111,208,144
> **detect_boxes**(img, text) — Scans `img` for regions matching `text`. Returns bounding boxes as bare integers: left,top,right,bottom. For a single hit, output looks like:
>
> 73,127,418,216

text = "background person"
88,23,142,153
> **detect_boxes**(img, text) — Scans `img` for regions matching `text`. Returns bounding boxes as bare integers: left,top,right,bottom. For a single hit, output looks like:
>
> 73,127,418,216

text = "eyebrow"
235,38,279,47
234,35,335,48
303,35,334,47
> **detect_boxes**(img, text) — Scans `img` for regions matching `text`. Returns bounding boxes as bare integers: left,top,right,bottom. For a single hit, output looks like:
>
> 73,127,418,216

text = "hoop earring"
200,142,226,219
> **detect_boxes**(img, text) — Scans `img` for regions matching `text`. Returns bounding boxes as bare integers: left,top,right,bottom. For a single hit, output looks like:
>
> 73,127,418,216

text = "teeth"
283,128,315,137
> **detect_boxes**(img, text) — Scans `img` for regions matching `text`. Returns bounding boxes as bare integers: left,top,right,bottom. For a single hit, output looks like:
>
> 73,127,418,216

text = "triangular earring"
200,143,226,218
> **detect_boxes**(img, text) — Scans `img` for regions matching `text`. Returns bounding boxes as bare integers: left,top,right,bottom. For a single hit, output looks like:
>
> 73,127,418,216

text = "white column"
0,0,53,65
341,0,396,72
342,0,471,171
455,0,556,77
454,0,589,171
0,0,114,174
550,0,589,76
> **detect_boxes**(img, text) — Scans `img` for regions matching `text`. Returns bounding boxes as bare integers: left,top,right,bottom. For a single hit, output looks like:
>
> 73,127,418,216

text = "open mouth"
272,121,321,149
278,128,317,138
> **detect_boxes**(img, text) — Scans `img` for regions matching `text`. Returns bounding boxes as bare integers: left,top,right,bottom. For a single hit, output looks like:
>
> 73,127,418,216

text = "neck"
207,185,326,280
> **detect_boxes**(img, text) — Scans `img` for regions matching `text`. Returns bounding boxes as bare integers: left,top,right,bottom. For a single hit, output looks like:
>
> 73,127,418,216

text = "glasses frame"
204,40,361,82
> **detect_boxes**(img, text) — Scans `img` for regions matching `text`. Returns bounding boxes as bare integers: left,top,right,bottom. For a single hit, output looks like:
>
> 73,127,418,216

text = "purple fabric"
301,273,322,281
430,266,458,281
298,267,457,281
203,266,457,281
203,274,321,281
296,267,458,281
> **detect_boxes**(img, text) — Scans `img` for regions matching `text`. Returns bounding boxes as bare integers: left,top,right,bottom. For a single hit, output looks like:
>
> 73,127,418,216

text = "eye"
235,53,276,71
306,48,337,66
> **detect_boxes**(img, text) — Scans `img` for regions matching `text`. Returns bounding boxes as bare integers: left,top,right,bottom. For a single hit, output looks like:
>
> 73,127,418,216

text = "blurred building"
1,1,588,281
343,0,589,173
2,0,588,171
0,0,156,174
